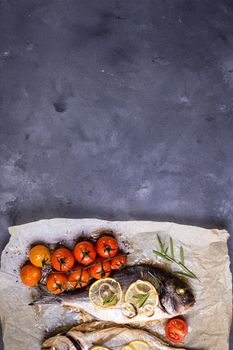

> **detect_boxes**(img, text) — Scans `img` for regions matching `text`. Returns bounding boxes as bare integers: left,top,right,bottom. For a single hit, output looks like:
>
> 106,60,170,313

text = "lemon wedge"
122,340,151,350
89,278,122,309
124,280,158,316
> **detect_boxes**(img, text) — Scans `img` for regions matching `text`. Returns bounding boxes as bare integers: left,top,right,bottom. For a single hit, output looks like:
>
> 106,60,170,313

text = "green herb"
173,271,196,279
102,293,117,305
170,237,174,259
180,246,184,264
153,235,199,281
133,292,150,308
157,234,165,252
148,272,161,287
153,250,172,261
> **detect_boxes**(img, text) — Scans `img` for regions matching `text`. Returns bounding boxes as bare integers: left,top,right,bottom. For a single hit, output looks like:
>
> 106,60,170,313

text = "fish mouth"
185,294,195,310
160,294,195,314
188,296,195,307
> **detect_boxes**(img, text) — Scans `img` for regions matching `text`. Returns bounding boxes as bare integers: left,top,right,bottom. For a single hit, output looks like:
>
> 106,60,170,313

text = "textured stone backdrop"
0,0,233,349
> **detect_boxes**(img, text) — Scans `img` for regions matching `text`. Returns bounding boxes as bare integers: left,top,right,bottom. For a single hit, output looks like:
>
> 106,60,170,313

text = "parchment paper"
0,219,232,350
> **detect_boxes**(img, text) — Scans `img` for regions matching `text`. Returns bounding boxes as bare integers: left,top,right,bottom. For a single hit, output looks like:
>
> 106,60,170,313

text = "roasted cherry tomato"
165,318,188,344
96,236,118,258
46,273,68,294
20,263,42,286
68,265,89,288
90,257,111,279
29,244,51,267
73,241,96,265
111,255,127,270
52,247,75,271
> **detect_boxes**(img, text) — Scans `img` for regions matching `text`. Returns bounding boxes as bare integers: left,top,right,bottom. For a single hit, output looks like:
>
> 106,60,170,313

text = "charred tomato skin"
165,317,188,344
90,257,111,279
73,241,96,265
96,236,119,258
46,273,68,294
52,247,75,272
111,255,127,270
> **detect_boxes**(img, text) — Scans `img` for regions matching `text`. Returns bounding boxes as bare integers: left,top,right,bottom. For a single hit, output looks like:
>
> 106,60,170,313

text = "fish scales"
42,321,189,350
34,265,195,324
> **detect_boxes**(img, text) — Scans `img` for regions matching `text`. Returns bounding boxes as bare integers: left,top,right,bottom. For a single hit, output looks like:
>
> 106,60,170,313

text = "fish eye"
176,287,185,295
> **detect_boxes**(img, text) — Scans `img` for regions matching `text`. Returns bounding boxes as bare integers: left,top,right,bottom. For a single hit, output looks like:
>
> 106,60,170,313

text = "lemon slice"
122,340,151,350
89,278,122,309
124,280,158,316
134,280,151,294
89,347,110,350
122,302,137,319
140,303,155,317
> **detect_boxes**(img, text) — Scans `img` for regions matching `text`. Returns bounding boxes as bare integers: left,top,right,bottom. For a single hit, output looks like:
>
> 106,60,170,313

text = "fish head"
42,334,82,349
160,277,195,315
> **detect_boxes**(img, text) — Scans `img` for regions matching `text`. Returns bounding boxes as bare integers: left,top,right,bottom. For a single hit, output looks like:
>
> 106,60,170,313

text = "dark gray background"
0,0,232,349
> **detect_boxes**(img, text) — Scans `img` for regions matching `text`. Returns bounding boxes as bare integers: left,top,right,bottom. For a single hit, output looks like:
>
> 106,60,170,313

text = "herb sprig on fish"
133,292,150,308
34,264,195,319
102,293,117,306
153,235,199,280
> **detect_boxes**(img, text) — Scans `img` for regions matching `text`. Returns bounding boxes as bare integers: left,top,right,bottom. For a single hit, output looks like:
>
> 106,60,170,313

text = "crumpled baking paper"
0,219,232,350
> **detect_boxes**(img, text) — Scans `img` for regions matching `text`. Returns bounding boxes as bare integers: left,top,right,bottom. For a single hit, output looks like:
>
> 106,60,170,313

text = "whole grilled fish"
34,265,195,324
42,321,188,350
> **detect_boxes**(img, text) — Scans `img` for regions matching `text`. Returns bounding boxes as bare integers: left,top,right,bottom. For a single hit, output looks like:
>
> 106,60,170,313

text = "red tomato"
111,255,127,270
90,257,111,279
165,318,188,344
51,247,75,271
73,241,96,265
46,273,68,294
68,265,89,288
96,236,118,258
20,264,42,286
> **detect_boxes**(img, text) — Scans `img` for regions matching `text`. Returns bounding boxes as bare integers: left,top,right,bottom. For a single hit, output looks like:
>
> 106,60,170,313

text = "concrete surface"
0,0,233,349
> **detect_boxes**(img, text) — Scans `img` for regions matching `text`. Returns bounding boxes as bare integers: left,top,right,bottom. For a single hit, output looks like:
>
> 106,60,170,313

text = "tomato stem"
67,254,126,272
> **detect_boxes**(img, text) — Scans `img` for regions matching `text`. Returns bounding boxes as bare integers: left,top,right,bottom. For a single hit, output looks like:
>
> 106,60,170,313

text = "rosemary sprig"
148,272,161,288
133,292,150,308
153,235,199,281
170,237,174,259
157,235,165,252
173,271,196,279
180,246,184,265
102,293,117,305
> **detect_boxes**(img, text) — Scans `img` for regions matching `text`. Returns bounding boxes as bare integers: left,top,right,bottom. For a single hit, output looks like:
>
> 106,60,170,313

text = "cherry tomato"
68,265,89,288
73,241,96,265
52,247,75,271
165,318,188,344
46,273,68,294
29,244,51,267
20,264,42,286
90,257,111,279
96,236,118,258
111,255,127,270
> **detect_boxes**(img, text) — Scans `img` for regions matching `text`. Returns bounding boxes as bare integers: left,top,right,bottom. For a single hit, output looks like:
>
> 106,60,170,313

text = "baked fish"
34,265,195,324
42,321,188,350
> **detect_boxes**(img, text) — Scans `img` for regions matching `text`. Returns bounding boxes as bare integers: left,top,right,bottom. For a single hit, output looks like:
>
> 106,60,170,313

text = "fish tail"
29,290,62,306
